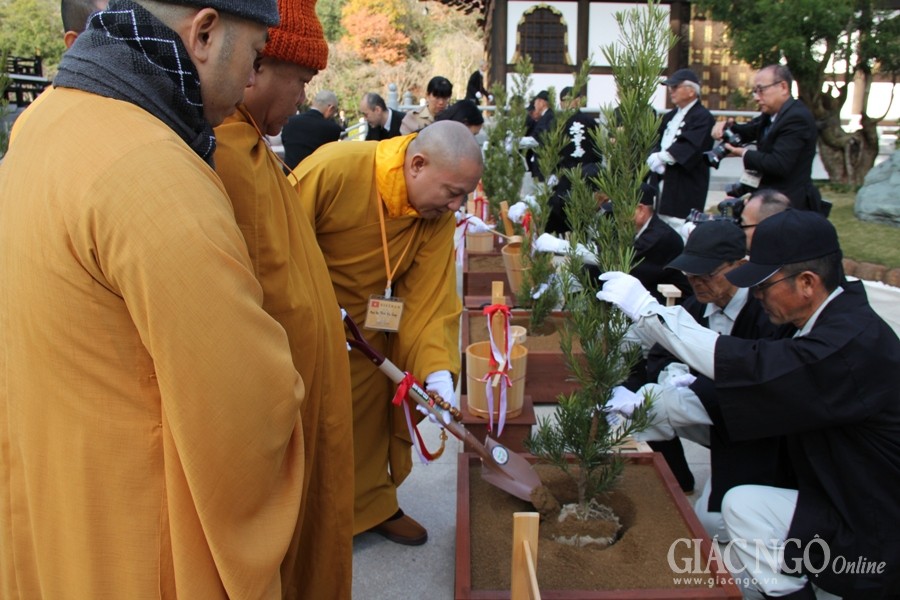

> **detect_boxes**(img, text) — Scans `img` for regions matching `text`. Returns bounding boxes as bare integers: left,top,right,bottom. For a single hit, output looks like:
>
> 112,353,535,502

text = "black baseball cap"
639,182,658,207
661,68,700,86
725,210,841,287
666,220,746,275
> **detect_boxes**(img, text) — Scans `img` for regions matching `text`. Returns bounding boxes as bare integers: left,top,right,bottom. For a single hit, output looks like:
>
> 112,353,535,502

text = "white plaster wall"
504,2,671,110
504,71,668,113
586,74,668,112
588,3,670,67
504,72,573,104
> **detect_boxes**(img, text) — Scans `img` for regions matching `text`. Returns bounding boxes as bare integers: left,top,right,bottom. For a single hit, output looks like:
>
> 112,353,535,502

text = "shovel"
342,309,542,504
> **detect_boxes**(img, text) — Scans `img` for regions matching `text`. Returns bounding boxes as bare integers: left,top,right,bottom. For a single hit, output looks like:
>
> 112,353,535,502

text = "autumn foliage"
341,10,410,64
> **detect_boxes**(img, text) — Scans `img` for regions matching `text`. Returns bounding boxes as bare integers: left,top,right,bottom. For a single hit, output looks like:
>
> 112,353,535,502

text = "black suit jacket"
713,281,900,597
559,111,601,170
281,109,343,170
730,97,822,211
632,214,691,302
652,102,715,218
465,70,488,102
526,108,556,179
364,109,406,141
647,294,795,512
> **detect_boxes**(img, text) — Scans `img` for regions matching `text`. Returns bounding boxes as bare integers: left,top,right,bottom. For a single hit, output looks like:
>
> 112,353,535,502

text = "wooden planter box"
461,309,579,404
455,453,741,600
462,250,510,299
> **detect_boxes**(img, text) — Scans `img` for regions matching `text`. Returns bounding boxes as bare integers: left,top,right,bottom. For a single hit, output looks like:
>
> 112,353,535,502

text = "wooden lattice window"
514,5,571,66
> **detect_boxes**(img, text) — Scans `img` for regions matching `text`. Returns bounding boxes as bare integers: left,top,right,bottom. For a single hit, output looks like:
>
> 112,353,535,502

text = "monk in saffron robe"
293,121,483,545
0,2,307,598
213,0,354,596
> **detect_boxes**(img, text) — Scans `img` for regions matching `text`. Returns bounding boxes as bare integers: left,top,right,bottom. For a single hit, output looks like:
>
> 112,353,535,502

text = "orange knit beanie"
262,0,328,70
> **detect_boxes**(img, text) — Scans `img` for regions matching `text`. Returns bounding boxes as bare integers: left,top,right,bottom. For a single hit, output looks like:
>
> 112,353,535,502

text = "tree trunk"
817,118,881,186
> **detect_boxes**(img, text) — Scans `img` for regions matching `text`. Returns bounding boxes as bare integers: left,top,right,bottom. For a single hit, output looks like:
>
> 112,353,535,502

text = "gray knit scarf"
54,0,216,164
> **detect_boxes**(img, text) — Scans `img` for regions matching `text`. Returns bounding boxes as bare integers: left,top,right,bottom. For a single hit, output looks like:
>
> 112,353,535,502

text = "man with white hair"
647,68,715,226
282,89,343,169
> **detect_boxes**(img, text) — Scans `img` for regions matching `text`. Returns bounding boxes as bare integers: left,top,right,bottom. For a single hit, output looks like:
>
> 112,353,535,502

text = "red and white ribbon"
480,370,511,436
455,217,470,265
482,304,513,368
481,304,514,437
392,372,439,464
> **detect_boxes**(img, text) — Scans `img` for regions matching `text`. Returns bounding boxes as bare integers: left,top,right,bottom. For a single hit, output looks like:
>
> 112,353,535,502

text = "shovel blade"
479,436,543,503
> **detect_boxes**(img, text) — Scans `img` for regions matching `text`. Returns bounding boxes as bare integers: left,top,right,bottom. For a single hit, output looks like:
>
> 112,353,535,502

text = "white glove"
595,271,658,320
463,215,496,233
573,242,599,266
533,233,570,254
602,385,646,428
546,174,559,188
605,385,644,416
507,201,529,224
678,220,696,243
421,370,456,425
519,136,539,149
646,153,666,175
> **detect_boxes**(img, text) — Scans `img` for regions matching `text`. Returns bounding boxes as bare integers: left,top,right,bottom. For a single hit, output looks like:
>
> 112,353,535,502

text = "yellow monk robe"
214,106,355,599
293,136,461,533
1,87,305,599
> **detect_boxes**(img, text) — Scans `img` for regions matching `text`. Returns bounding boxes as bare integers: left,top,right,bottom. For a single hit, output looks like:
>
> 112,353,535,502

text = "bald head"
62,0,107,48
742,189,790,249
405,121,484,219
62,0,106,31
410,120,483,169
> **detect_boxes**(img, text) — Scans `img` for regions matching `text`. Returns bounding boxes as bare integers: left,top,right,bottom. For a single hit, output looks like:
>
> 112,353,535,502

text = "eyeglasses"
752,272,799,292
750,81,784,95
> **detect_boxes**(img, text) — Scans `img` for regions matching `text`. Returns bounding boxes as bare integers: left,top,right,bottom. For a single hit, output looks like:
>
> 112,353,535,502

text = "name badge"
364,295,404,332
739,170,762,189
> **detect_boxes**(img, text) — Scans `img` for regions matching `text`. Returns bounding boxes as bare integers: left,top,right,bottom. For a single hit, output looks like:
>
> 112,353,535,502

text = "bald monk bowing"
293,121,483,545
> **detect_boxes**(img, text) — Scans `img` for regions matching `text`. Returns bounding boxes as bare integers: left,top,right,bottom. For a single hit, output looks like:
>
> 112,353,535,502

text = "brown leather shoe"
367,510,428,546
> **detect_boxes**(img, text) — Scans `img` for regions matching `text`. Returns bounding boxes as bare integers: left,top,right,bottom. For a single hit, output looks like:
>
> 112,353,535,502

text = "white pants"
721,485,842,599
695,477,729,542
659,213,686,232
633,381,711,446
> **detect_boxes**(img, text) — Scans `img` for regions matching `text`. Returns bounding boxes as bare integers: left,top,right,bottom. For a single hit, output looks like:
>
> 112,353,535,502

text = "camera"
703,128,742,169
687,197,745,225
717,197,744,222
724,181,753,198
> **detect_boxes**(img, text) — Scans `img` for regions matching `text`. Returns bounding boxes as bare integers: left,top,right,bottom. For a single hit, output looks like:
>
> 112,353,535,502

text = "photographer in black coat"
713,65,824,214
